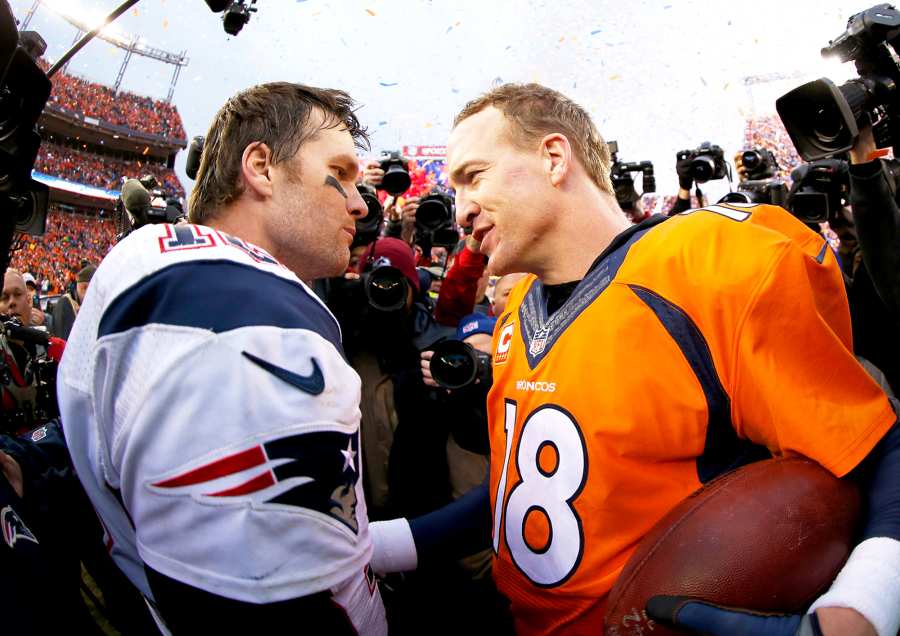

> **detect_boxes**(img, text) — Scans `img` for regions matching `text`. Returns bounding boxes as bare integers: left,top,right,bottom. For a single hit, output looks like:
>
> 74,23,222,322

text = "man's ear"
541,133,573,188
240,142,274,198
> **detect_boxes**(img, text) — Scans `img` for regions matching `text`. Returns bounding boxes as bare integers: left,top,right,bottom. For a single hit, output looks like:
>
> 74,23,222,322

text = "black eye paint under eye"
325,175,348,199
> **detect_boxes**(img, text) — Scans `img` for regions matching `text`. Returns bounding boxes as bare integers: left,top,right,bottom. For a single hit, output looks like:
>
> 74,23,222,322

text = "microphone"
121,178,151,225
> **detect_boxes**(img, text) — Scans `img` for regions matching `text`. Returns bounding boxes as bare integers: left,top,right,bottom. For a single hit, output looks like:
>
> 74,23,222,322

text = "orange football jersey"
487,203,896,636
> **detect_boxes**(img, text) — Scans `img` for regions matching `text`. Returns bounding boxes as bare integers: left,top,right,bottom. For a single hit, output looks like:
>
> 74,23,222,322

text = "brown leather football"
603,457,860,636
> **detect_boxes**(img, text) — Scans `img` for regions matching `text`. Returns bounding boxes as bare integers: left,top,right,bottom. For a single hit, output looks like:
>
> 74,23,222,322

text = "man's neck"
207,204,268,253
535,202,630,285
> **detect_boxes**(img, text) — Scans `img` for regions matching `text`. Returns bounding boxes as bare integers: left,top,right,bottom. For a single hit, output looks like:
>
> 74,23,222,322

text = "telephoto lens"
429,339,479,389
378,151,412,195
416,192,452,232
364,265,409,312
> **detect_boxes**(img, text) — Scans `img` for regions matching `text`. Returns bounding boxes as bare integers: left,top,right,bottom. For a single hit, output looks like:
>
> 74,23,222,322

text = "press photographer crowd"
4,1,900,635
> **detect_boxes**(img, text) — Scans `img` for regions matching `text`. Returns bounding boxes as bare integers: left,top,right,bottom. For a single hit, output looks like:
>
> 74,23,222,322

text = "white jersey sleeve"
59,223,373,606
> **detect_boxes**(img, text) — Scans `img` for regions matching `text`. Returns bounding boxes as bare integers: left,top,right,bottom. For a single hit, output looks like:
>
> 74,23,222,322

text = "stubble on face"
266,126,359,281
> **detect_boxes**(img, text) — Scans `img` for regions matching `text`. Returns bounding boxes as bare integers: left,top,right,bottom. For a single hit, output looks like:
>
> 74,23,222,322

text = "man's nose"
455,195,480,228
347,187,367,220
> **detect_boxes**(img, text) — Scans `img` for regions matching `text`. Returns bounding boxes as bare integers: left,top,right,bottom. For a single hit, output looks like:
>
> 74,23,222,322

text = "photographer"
22,273,45,328
845,124,900,320
328,237,454,520
669,145,719,215
0,269,65,435
362,158,420,246
49,263,94,341
433,235,489,326
670,151,701,215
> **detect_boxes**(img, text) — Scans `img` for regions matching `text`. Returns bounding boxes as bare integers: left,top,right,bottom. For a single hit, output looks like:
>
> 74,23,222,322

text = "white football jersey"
58,223,384,632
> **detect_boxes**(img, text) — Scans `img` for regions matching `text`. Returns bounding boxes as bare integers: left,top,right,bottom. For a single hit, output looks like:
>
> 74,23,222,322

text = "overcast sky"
11,0,868,198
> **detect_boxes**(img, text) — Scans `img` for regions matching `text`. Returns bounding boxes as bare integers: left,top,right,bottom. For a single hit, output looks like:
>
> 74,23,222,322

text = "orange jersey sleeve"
729,227,895,475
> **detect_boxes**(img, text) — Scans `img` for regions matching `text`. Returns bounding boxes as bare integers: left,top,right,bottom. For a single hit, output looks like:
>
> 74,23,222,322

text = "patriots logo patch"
1,505,39,549
149,431,360,533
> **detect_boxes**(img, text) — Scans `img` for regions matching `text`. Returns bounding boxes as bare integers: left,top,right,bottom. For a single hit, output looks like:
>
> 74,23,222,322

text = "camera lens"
429,340,478,389
359,191,381,224
812,104,844,143
365,266,409,312
416,197,449,232
790,191,829,224
382,163,411,196
691,156,715,183
741,151,761,170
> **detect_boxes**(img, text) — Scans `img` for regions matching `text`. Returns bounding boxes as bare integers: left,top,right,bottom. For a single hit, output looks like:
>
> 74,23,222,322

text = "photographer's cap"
457,312,497,341
363,238,420,292
77,264,97,283
22,272,36,288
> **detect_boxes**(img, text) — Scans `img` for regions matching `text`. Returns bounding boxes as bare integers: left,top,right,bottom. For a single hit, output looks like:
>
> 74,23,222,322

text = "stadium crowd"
11,205,116,296
35,141,185,196
39,58,187,141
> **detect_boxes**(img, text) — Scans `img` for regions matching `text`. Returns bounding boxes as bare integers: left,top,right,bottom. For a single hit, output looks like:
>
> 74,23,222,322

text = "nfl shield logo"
529,327,550,356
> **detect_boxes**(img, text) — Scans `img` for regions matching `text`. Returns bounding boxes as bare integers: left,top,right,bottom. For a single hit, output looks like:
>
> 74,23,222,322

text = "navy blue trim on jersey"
815,241,829,264
145,565,359,635
98,260,342,353
629,285,770,483
853,403,900,541
518,215,669,370
409,479,492,564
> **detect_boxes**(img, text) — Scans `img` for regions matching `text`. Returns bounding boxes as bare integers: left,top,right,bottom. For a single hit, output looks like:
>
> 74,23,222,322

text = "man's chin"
487,253,514,277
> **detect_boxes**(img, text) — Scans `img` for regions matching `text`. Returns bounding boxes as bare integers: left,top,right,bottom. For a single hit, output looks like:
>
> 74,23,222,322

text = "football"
603,457,861,636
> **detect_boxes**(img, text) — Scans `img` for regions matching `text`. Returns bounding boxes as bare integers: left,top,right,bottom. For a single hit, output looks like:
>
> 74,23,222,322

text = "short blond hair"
454,83,613,194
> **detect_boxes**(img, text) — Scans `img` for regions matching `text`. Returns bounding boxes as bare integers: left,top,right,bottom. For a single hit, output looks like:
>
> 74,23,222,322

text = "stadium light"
46,0,141,77
41,0,134,45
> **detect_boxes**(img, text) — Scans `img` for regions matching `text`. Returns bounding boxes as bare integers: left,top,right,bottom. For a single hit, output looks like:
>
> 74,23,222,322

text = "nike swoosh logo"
241,352,325,396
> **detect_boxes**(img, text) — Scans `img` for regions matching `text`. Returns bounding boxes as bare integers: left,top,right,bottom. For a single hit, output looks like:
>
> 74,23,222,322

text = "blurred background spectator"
11,206,115,296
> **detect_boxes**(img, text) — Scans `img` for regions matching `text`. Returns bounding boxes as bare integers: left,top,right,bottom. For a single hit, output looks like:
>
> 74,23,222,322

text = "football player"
369,84,900,636
58,83,387,634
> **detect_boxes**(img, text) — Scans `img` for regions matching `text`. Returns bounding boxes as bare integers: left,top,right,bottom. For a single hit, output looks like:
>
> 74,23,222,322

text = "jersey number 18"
493,400,588,587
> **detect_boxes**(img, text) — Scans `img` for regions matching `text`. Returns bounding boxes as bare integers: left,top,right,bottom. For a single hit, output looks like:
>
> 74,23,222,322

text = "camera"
378,151,411,196
354,183,384,247
777,4,900,160
608,141,656,210
786,159,850,224
415,188,460,250
363,256,410,312
428,339,492,389
0,315,59,432
740,180,788,206
115,176,185,241
677,142,728,184
417,190,453,233
739,148,779,181
0,8,53,272
205,1,258,36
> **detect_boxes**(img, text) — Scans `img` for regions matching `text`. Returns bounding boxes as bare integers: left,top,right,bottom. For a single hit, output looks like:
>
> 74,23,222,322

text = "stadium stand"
35,140,184,197
11,205,116,296
38,58,186,142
